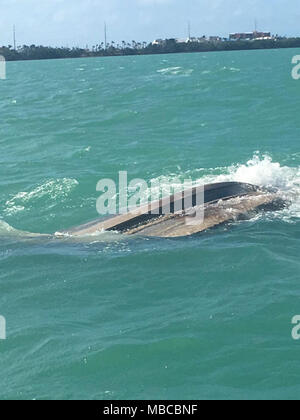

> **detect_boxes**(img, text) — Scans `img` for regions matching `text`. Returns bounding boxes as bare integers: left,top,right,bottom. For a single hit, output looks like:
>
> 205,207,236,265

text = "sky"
0,0,299,47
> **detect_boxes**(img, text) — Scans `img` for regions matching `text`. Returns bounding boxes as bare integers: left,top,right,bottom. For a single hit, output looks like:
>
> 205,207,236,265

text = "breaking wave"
207,153,300,221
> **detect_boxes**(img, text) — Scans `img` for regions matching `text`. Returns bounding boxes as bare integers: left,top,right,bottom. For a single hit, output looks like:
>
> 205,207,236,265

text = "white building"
152,39,164,46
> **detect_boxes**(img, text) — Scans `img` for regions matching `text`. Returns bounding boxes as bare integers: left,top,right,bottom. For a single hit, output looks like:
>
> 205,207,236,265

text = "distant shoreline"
1,38,300,62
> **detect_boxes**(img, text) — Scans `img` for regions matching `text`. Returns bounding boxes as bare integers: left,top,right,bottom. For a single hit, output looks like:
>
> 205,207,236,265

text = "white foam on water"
54,229,125,244
220,66,241,73
157,67,194,76
202,154,298,188
4,178,79,216
205,154,300,221
148,153,300,223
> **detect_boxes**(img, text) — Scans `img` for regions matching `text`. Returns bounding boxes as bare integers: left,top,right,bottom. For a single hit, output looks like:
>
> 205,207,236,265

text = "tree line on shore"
1,37,300,61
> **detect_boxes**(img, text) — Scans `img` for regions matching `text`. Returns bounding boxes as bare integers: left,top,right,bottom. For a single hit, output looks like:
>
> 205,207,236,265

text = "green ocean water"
0,49,300,400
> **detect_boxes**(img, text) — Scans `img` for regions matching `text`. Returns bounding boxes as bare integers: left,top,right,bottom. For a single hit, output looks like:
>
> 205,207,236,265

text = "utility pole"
254,18,258,33
104,22,107,49
13,25,16,50
188,21,191,40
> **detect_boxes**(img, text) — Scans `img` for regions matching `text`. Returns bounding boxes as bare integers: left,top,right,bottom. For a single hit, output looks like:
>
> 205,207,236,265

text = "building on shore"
152,37,207,46
209,36,222,42
152,31,274,47
152,39,164,46
188,36,208,43
253,31,273,40
176,36,208,44
175,38,189,44
229,31,272,41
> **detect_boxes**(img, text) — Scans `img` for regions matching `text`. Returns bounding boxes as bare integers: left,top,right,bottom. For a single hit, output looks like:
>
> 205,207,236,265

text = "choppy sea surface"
0,49,300,400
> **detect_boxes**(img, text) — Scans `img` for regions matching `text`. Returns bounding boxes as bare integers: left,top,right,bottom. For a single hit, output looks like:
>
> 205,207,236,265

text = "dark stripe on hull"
65,182,263,235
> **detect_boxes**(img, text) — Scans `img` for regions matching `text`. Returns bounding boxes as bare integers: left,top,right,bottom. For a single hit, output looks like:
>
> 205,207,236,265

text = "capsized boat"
61,182,286,238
